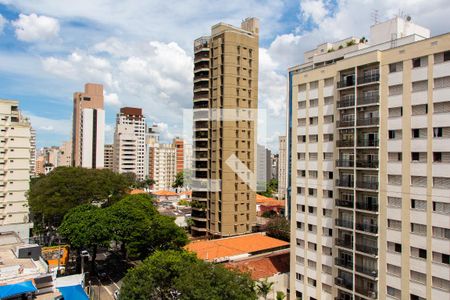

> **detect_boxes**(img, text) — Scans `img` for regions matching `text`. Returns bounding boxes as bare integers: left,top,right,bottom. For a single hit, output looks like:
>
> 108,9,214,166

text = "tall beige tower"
288,17,449,300
278,135,287,200
72,83,105,169
191,18,259,237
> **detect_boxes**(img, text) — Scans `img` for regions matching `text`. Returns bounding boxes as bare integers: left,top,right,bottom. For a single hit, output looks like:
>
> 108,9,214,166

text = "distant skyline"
0,0,449,151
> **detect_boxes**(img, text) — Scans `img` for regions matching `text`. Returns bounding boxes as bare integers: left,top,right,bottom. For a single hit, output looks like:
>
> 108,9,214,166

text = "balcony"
337,76,355,89
355,243,378,255
336,139,354,147
356,160,378,168
358,94,379,106
336,179,354,188
356,117,379,126
335,277,353,290
356,181,378,190
355,264,378,278
336,238,353,249
355,285,377,299
337,97,355,108
336,159,354,168
336,292,354,300
357,139,379,147
193,92,209,100
357,73,379,85
336,219,353,229
336,199,354,208
356,200,378,212
355,222,378,234
337,119,355,128
335,258,353,270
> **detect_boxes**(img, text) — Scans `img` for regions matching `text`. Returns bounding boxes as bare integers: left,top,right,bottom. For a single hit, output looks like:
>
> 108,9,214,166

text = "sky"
0,0,449,151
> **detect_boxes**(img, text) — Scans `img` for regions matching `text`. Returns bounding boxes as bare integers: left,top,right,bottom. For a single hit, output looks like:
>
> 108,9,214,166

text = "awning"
58,285,89,300
0,280,37,298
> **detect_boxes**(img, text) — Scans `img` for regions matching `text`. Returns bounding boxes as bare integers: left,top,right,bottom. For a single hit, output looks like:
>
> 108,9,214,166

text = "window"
387,286,401,298
432,252,449,264
433,177,450,189
410,270,426,284
433,152,442,162
412,56,427,68
411,176,427,187
412,80,428,92
411,152,420,161
432,226,450,239
411,199,426,210
389,130,396,139
387,263,401,276
412,129,420,138
388,197,402,208
433,201,450,214
412,104,427,115
389,84,403,96
411,246,427,259
433,127,443,137
296,273,303,281
388,219,402,230
434,76,450,89
410,294,426,300
389,62,403,73
411,223,427,235
433,101,450,113
432,277,450,292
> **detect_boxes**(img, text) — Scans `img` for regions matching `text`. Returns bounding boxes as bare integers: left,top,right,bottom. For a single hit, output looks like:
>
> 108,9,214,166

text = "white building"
114,107,146,180
147,140,177,191
0,100,32,240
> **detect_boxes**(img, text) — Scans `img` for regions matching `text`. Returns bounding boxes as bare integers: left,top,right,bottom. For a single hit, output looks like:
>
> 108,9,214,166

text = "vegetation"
28,167,132,227
258,179,278,198
172,171,184,188
346,40,357,46
327,48,335,52
58,194,188,267
276,291,286,300
120,250,257,300
178,199,190,206
266,216,290,242
338,45,344,49
256,279,274,300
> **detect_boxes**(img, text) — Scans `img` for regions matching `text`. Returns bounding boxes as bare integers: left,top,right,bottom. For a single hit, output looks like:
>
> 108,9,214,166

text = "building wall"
0,100,32,240
278,136,287,200
289,26,450,300
192,17,259,237
58,141,72,167
103,144,114,170
113,124,138,175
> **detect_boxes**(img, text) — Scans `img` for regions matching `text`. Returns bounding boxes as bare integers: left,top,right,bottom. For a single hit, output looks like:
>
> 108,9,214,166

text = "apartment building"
58,141,72,167
72,83,105,169
278,135,287,201
0,100,32,240
30,128,36,176
147,140,177,191
257,144,271,190
103,144,114,170
114,107,146,180
173,138,184,174
272,153,279,180
191,17,259,237
288,17,450,300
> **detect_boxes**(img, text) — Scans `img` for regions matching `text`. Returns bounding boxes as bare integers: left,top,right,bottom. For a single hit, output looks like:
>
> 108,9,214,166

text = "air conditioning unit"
335,277,344,285
368,291,377,298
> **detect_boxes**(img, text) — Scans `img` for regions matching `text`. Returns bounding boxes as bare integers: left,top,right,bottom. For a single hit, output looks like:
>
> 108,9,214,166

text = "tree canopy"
258,179,278,198
28,167,133,226
266,216,290,242
120,250,257,300
172,171,184,188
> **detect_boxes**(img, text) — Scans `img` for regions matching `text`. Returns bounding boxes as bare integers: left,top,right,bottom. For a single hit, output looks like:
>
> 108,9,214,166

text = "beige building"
191,18,259,237
147,138,178,191
58,141,72,167
104,144,114,170
0,100,33,240
30,128,36,176
278,136,287,201
72,83,105,169
288,17,450,300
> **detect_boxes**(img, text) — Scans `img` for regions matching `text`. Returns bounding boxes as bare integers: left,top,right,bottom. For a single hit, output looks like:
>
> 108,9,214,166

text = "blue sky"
0,0,449,150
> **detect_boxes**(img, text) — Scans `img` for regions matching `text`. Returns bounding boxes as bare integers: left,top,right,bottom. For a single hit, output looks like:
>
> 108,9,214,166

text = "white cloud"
300,0,328,24
12,13,60,42
25,112,71,136
104,91,121,106
0,14,6,34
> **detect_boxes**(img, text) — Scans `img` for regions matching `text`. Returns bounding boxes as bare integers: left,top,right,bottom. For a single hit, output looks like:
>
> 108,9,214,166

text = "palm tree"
256,279,274,300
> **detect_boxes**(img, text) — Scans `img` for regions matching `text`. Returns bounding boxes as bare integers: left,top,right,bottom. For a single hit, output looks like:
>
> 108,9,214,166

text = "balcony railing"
337,77,355,88
336,139,354,147
336,159,354,167
337,120,355,128
355,287,377,299
356,117,379,126
357,139,379,147
336,219,353,229
336,238,353,249
335,199,354,208
357,73,379,84
355,264,378,278
194,63,209,71
335,258,353,270
336,179,354,188
355,222,378,233
337,98,355,108
356,201,378,212
356,160,378,168
335,277,353,290
355,243,378,255
356,181,378,190
358,95,379,105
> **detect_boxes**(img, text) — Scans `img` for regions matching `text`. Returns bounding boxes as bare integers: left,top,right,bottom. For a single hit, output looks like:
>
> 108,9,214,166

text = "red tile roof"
152,190,178,196
129,189,147,195
256,194,285,207
185,233,289,261
225,250,290,279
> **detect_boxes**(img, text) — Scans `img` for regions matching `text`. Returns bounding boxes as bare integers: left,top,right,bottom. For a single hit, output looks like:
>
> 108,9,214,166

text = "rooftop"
128,189,147,195
256,194,285,207
225,250,289,280
152,190,178,196
185,233,289,262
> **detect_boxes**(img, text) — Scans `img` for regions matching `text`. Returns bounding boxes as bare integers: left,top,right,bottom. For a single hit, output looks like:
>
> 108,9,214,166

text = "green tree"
58,205,111,272
120,250,257,300
266,216,290,242
258,179,278,198
172,171,184,188
256,279,274,300
276,291,286,300
28,167,132,227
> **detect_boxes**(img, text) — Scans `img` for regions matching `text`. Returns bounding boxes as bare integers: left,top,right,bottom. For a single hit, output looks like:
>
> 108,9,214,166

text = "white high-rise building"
114,107,146,180
288,17,449,300
278,136,287,200
30,128,36,176
0,100,32,240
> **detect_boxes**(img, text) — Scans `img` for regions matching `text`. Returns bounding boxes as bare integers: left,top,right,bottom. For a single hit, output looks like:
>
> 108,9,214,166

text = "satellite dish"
406,15,411,21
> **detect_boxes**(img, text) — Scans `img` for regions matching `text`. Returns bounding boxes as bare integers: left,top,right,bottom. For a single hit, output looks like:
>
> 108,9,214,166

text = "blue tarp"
58,285,89,300
0,280,37,298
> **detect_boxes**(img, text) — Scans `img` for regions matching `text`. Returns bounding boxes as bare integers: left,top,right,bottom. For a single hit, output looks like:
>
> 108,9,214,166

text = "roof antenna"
371,9,379,24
